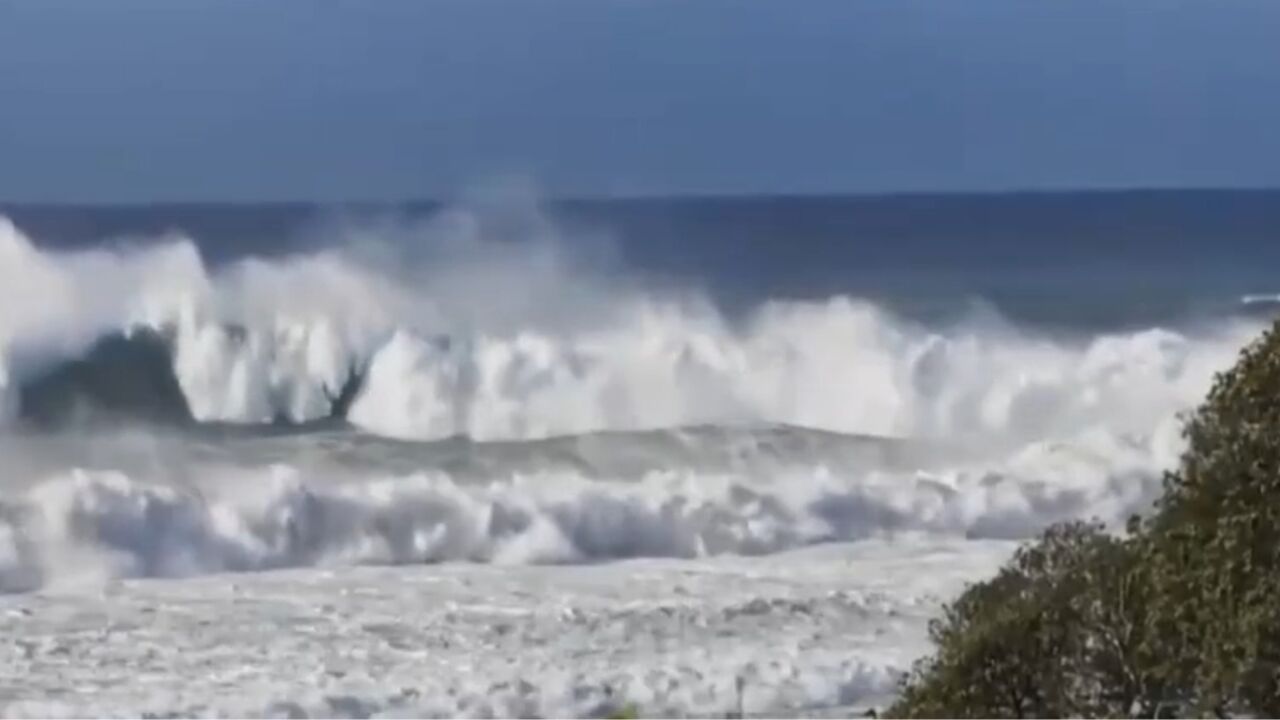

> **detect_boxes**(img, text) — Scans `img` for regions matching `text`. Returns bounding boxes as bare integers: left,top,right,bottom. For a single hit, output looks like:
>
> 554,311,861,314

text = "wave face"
17,329,194,428
0,200,1271,589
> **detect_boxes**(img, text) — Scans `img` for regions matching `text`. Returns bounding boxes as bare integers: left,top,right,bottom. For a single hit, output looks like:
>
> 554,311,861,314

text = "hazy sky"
1,0,1278,202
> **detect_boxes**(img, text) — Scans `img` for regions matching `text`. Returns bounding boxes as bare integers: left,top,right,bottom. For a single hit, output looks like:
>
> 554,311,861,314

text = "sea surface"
0,190,1276,717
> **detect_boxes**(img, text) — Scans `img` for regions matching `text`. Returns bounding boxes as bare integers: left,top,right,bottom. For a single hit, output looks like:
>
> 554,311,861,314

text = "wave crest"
0,211,1259,453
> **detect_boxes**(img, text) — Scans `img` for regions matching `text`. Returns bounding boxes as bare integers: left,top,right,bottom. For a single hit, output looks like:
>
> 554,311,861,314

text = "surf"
0,205,1268,592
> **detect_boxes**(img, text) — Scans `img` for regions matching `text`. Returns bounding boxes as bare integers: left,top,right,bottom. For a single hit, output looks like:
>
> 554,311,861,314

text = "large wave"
0,214,1255,445
0,202,1268,589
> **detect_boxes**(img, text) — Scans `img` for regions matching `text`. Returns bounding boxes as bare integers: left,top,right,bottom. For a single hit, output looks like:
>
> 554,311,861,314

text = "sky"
0,0,1278,202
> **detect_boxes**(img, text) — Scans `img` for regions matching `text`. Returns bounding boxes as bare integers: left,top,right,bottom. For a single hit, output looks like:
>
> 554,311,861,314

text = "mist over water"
0,191,1272,591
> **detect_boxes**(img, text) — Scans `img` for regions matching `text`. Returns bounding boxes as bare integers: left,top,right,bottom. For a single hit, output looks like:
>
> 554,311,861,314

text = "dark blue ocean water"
5,190,1279,331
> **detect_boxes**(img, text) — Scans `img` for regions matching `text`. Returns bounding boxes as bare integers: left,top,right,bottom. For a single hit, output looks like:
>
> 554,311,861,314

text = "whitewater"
0,202,1268,717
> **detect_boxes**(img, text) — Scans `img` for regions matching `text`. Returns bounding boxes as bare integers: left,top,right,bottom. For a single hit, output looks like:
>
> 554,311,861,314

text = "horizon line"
4,185,1280,209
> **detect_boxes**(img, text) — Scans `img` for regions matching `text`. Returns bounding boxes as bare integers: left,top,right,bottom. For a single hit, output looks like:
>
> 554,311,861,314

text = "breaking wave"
0,425,1165,592
0,203,1270,589
0,213,1256,444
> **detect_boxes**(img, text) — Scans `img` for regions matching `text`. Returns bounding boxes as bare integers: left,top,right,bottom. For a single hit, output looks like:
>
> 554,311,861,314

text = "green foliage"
889,319,1280,718
1140,321,1280,716
888,521,1158,718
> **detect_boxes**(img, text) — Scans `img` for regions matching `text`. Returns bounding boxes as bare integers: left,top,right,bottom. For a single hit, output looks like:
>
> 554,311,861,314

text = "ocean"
0,190,1277,716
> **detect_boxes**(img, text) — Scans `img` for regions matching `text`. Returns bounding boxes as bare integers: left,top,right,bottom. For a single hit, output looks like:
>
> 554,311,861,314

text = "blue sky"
1,0,1278,202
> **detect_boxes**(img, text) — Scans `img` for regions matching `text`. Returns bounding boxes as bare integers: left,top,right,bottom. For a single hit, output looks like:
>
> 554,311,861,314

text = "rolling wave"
0,209,1268,588
0,426,1164,592
0,213,1261,446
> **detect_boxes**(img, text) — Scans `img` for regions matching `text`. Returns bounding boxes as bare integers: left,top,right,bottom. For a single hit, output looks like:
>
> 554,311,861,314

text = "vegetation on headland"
889,319,1280,718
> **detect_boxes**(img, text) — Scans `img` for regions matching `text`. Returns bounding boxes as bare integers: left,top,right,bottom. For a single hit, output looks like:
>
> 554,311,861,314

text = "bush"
889,521,1159,718
889,320,1280,718
1140,321,1280,716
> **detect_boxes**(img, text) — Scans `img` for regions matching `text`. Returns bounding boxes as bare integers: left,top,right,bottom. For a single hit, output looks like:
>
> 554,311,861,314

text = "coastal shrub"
889,319,1280,718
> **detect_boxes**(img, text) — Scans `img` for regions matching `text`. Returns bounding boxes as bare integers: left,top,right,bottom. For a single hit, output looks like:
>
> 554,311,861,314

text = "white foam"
0,539,1014,718
0,424,1169,592
347,298,1251,449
